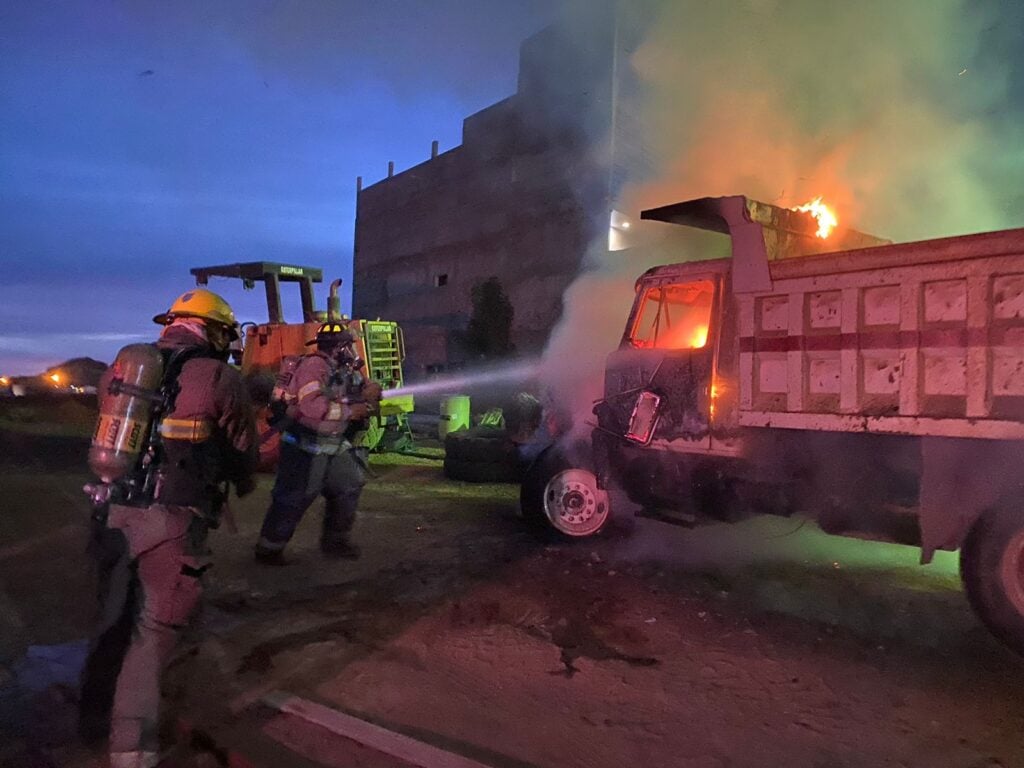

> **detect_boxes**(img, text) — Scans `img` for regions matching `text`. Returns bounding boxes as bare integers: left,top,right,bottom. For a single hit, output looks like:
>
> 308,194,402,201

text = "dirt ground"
1,410,1023,768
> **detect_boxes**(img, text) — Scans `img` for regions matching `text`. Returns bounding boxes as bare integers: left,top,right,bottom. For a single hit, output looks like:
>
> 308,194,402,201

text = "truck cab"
604,262,730,453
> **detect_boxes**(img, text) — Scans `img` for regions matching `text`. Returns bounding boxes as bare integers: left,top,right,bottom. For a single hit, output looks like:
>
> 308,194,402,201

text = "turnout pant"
258,441,367,551
80,504,206,763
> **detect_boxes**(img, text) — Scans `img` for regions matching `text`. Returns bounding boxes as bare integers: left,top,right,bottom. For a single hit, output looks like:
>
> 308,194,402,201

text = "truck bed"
736,227,1024,439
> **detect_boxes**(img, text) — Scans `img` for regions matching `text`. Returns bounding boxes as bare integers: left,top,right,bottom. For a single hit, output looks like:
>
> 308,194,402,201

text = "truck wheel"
961,505,1024,656
520,448,610,538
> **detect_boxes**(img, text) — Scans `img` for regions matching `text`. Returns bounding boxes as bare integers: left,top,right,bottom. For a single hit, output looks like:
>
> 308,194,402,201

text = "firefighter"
79,289,257,768
254,321,382,564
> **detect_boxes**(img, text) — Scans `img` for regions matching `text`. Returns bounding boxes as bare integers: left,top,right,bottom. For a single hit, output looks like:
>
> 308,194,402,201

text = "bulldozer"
190,262,414,467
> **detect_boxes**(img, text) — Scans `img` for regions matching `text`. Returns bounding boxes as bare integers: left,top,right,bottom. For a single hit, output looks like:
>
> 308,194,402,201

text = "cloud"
0,333,151,376
0,333,149,353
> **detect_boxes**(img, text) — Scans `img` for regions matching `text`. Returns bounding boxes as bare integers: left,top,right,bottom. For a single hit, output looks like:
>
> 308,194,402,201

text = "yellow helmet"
153,289,236,328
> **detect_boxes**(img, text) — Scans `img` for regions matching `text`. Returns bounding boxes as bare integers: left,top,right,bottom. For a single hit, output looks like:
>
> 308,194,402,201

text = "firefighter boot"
320,538,361,559
253,543,290,566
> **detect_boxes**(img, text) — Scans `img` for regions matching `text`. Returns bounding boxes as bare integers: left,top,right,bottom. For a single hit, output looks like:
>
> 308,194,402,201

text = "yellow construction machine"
190,262,414,467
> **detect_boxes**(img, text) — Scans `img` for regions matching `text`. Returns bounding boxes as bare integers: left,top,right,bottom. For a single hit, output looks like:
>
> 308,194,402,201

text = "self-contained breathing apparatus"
266,322,372,441
334,345,372,442
83,344,211,519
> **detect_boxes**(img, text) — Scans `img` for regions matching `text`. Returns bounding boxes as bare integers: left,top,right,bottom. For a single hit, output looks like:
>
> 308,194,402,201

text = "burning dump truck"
522,195,1024,655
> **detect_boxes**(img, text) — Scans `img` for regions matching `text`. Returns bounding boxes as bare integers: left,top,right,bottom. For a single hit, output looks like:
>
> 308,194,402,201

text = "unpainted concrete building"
353,9,645,377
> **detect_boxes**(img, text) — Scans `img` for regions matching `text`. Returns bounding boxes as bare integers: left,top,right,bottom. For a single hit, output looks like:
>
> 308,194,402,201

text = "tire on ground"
443,456,520,483
961,504,1024,657
444,426,517,464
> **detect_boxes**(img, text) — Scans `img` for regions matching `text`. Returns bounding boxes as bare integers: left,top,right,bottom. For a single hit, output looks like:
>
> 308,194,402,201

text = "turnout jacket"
288,352,361,441
131,327,256,510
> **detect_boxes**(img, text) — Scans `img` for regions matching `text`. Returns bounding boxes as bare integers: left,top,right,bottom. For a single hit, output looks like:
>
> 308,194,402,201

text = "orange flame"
793,196,838,239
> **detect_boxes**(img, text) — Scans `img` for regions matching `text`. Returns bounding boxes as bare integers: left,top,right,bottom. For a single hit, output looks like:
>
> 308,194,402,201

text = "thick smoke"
628,0,1021,240
541,0,1024,427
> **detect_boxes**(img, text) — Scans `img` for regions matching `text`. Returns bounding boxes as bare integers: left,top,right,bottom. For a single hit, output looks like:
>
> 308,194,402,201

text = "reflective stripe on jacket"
159,417,214,442
288,353,355,438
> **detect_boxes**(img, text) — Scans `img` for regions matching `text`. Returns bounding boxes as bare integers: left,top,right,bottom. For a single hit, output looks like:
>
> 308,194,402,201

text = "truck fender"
919,437,1024,562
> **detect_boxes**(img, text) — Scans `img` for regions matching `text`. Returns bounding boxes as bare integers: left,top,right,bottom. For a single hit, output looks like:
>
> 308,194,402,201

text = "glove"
362,381,383,403
345,402,371,422
235,476,257,498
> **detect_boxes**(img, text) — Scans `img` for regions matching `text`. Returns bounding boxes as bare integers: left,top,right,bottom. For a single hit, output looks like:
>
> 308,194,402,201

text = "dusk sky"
5,1,1024,378
0,0,553,375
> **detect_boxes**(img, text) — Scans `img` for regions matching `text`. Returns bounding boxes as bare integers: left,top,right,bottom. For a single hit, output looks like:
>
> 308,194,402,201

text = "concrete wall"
353,9,645,377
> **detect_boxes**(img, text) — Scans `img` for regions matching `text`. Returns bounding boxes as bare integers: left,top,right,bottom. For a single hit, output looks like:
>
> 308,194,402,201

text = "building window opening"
629,279,715,350
434,274,448,287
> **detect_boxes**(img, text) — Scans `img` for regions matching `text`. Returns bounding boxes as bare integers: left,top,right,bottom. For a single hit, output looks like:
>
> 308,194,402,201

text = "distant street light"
49,372,61,385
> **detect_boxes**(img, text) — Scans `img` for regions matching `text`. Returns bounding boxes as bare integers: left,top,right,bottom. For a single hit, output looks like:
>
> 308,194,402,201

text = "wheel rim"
542,468,610,537
999,529,1024,617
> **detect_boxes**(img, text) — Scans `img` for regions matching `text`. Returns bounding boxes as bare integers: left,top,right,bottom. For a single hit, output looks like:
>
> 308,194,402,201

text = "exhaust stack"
327,279,343,322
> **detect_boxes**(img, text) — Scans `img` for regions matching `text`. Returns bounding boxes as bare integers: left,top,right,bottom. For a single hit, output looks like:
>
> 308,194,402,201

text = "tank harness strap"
297,380,321,401
159,418,214,442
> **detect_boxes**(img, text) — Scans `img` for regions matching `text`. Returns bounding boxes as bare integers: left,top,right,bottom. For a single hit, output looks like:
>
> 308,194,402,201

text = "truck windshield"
629,279,714,350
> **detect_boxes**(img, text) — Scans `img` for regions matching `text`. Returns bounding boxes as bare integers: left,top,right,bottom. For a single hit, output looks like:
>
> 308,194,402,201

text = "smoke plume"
541,0,1024,425
628,0,1021,240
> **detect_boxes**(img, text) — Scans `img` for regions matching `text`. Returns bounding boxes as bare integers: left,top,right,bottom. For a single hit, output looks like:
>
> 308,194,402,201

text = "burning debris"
791,196,837,239
617,0,1022,242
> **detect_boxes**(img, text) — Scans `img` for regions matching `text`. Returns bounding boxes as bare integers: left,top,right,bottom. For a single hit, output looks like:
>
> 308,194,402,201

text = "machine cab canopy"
191,262,324,324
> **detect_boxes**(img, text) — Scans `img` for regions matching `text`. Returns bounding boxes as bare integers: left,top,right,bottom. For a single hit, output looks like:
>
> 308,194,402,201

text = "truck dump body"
741,228,1024,439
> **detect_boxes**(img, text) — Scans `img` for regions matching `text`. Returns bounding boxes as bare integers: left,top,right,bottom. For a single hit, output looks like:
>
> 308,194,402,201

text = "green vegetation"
464,276,515,359
0,397,96,437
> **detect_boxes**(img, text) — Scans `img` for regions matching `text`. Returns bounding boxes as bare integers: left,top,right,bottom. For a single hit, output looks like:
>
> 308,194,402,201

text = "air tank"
89,343,164,483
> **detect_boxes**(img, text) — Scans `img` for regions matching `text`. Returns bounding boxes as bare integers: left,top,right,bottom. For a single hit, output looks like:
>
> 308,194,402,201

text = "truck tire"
444,426,517,463
520,447,610,538
442,426,521,483
961,505,1024,656
443,456,520,483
